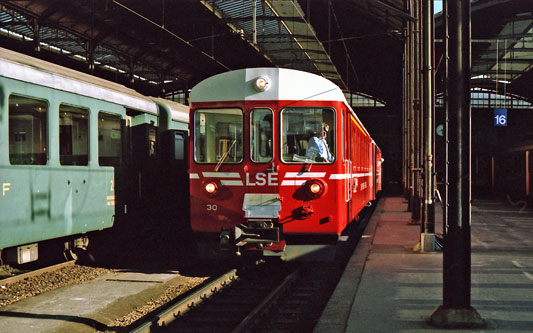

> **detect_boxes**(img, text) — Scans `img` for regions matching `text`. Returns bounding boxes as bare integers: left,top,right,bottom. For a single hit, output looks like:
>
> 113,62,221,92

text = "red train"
188,68,382,260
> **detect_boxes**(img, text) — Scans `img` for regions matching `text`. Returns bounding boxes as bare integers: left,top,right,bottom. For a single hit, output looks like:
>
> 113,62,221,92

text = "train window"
59,104,89,166
8,95,48,165
194,108,243,164
98,112,122,166
251,108,273,163
173,131,185,160
281,107,335,164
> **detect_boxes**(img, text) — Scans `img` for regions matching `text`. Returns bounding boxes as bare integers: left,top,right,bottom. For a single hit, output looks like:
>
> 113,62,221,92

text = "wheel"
63,241,78,261
63,236,94,264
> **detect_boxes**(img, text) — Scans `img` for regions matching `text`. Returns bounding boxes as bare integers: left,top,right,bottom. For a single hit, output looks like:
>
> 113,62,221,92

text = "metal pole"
418,0,424,223
327,0,331,55
443,0,449,254
408,0,415,209
422,0,435,251
403,30,408,198
445,0,472,308
253,0,257,45
431,0,483,326
526,151,529,196
406,1,414,205
411,0,422,223
491,156,495,189
33,19,40,53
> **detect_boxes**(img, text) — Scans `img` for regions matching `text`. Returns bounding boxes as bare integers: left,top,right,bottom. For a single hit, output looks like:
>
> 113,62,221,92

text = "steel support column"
402,0,408,199
87,40,95,75
421,0,436,251
443,0,449,255
403,27,409,199
405,0,420,215
411,0,422,223
33,19,40,53
430,0,483,327
406,0,415,206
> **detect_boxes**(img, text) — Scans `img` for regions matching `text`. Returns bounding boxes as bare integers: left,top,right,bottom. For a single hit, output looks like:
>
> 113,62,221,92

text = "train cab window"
98,112,122,166
281,107,335,163
8,95,48,165
251,108,273,163
194,108,243,164
59,104,89,166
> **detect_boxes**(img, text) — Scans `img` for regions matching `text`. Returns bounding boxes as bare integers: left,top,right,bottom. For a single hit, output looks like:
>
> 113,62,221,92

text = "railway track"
130,261,295,332
129,260,342,332
0,260,76,287
0,259,111,310
234,263,337,333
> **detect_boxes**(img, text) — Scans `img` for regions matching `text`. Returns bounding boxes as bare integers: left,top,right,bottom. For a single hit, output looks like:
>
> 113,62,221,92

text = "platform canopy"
0,0,531,106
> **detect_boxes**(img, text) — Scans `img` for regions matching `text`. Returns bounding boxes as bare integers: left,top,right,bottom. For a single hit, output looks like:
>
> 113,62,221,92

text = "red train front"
189,68,381,260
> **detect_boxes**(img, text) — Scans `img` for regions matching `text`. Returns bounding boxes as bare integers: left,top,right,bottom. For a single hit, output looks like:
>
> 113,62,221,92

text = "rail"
0,260,76,286
130,269,238,332
232,269,300,332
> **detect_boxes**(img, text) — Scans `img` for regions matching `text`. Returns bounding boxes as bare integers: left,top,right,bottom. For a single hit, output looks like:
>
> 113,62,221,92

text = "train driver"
305,122,333,162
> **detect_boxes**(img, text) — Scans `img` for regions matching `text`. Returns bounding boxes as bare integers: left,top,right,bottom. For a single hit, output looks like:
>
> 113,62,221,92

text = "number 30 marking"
207,204,218,211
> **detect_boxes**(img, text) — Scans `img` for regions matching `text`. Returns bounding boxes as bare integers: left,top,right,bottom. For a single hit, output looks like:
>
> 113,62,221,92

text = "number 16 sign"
494,108,507,127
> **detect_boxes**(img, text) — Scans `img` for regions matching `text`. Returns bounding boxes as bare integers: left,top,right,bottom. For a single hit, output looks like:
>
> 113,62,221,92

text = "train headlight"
254,76,270,92
304,179,327,199
310,183,322,194
203,179,221,197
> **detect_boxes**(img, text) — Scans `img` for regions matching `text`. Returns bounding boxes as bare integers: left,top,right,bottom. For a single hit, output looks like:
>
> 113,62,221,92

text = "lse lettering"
245,172,278,186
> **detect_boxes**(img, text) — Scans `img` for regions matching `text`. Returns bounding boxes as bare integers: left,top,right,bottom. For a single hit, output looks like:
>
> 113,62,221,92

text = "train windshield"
251,108,273,163
194,108,243,164
281,107,335,164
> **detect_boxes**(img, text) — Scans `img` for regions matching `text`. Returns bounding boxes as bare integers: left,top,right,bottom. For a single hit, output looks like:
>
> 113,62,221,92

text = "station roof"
0,0,531,106
463,0,533,103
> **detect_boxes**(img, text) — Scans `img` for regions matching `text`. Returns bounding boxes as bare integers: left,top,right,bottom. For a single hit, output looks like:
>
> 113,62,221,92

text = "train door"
372,142,377,200
345,111,357,222
158,129,190,238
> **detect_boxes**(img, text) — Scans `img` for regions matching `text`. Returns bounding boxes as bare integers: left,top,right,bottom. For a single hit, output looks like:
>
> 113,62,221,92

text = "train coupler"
234,220,279,248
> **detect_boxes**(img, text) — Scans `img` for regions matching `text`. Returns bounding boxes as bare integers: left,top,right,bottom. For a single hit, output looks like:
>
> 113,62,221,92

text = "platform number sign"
494,108,507,127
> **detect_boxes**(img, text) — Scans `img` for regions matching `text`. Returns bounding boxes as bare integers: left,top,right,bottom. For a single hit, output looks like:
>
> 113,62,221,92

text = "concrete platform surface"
0,269,190,332
316,196,533,332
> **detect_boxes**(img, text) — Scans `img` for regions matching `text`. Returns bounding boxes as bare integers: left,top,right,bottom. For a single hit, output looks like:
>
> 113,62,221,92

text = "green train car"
0,47,188,264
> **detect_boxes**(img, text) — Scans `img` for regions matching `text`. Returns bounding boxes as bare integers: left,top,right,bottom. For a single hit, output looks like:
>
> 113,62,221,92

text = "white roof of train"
0,47,158,114
151,97,189,123
191,67,348,103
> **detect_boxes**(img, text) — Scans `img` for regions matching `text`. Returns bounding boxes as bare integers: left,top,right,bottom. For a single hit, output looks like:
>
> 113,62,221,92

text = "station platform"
0,270,191,332
316,195,533,332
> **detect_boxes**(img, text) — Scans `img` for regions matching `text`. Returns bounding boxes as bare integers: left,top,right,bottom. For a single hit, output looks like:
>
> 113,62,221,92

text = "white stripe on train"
189,172,373,186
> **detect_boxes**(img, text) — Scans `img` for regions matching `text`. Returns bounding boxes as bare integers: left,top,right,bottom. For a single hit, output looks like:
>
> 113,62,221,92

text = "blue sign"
494,108,507,126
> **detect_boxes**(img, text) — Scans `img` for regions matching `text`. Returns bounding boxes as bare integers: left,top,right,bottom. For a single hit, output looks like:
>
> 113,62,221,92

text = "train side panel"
0,167,114,248
345,110,374,222
0,72,123,259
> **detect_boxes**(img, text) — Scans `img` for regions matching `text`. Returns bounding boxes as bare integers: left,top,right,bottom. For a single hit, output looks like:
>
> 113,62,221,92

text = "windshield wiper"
215,139,237,172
